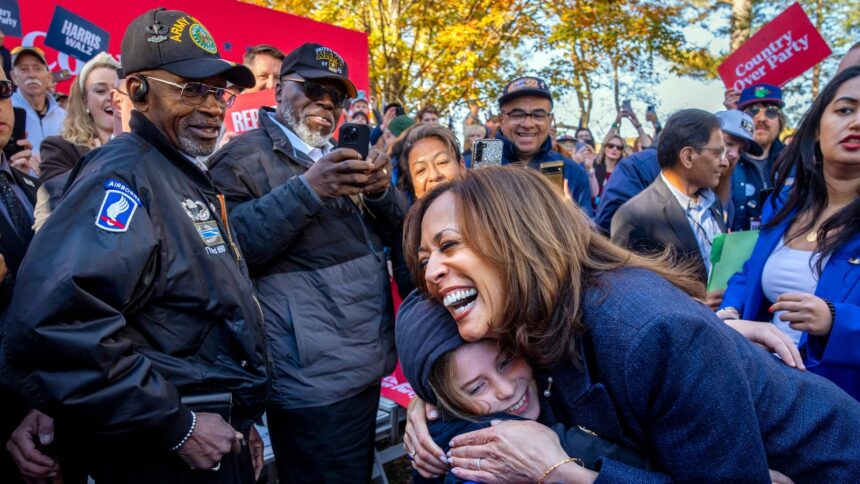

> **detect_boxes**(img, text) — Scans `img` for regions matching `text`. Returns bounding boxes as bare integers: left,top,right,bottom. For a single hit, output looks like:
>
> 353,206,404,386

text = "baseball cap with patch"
11,46,48,67
738,83,784,110
279,43,357,98
498,76,553,108
715,110,763,157
119,8,254,89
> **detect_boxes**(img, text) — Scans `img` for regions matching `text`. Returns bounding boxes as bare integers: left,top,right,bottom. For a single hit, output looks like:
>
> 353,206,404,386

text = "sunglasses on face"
143,76,236,108
0,80,16,99
744,104,781,120
605,143,623,150
282,77,347,106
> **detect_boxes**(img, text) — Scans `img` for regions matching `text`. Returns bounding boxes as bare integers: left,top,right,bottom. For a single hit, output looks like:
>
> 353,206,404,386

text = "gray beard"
279,104,332,148
178,134,217,157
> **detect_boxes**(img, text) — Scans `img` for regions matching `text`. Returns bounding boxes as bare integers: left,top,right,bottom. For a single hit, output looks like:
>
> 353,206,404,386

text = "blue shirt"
497,132,593,217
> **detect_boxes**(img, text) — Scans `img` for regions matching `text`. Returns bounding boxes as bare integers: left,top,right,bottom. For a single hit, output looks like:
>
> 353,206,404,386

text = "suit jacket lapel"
817,235,860,303
654,178,702,257
539,338,624,443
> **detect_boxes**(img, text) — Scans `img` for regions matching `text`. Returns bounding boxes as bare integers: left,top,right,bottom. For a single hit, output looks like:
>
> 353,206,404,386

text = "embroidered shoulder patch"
95,179,141,232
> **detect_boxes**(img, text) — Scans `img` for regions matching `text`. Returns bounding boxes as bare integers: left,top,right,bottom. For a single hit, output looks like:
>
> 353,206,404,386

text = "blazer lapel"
653,178,702,258
817,235,860,303
539,338,624,443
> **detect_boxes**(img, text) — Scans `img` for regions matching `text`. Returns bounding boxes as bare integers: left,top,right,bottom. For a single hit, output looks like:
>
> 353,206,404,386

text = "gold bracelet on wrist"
539,457,583,483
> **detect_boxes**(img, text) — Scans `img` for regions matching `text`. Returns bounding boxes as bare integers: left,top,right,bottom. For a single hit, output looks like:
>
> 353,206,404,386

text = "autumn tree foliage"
248,0,539,115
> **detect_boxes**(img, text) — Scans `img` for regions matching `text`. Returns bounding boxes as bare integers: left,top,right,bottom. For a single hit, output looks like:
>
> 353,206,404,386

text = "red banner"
224,89,276,134
12,0,369,95
718,2,831,91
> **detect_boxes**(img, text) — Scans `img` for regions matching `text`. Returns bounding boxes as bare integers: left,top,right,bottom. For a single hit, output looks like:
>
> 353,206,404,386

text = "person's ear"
680,147,695,168
274,81,284,103
126,77,149,112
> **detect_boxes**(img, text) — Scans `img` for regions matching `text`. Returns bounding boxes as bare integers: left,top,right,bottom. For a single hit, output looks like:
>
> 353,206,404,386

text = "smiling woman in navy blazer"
720,66,860,401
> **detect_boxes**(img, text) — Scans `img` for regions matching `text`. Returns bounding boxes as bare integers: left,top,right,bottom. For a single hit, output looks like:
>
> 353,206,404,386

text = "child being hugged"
397,298,651,484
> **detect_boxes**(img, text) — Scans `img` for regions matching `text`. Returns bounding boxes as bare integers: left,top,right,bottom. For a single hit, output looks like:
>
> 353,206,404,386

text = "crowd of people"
0,6,858,484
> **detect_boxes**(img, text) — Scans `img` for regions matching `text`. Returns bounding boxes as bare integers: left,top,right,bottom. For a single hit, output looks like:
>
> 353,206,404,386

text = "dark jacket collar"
496,130,553,167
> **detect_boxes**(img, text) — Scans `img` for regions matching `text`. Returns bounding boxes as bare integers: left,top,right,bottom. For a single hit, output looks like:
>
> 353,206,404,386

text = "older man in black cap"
209,43,403,483
0,9,269,483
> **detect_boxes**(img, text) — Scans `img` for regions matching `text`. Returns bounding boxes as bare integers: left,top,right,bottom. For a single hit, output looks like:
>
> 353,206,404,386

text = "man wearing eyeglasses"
611,109,728,294
9,46,65,156
724,83,787,231
209,43,403,483
496,76,593,215
0,9,271,483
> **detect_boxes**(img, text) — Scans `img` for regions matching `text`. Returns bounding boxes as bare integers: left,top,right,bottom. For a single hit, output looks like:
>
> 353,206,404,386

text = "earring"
543,377,553,397
86,108,90,115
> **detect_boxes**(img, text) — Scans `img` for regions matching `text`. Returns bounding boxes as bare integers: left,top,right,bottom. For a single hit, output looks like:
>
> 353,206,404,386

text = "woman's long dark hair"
768,66,860,272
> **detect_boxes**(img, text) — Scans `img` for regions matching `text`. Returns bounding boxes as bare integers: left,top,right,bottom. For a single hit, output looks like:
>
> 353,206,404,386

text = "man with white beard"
209,43,404,483
9,47,65,155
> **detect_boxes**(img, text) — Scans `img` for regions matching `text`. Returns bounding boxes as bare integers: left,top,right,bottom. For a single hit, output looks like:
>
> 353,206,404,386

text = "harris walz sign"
44,5,109,62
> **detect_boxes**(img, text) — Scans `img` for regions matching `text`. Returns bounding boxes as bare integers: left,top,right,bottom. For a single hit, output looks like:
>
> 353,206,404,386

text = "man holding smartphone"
495,76,593,215
209,43,405,483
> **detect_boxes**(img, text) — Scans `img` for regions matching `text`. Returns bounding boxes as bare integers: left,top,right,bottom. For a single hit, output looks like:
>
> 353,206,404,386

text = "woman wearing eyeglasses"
719,67,860,401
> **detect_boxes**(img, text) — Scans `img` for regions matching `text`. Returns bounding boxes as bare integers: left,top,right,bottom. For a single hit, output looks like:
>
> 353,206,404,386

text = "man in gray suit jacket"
612,109,728,307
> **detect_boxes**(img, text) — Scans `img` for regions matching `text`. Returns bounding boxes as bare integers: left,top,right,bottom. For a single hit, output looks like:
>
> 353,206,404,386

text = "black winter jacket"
209,108,402,408
0,111,270,450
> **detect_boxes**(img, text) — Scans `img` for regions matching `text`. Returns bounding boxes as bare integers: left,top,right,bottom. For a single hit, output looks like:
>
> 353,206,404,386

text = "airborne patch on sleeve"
95,179,142,232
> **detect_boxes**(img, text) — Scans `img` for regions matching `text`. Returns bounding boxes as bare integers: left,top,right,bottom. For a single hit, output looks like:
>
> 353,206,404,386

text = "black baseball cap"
119,8,254,89
279,43,357,98
498,76,553,108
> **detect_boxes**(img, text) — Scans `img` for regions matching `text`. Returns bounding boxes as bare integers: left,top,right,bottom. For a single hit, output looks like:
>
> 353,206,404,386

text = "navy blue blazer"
721,197,860,401
538,268,860,482
397,269,860,482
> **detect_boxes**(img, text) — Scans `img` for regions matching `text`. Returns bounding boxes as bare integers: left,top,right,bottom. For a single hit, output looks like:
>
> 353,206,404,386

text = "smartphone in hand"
621,99,633,114
472,139,503,169
2,108,27,159
338,123,370,160
539,160,565,191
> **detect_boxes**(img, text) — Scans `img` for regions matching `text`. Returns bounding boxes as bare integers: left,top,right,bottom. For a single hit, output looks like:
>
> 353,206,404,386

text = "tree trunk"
730,0,754,51
810,0,824,99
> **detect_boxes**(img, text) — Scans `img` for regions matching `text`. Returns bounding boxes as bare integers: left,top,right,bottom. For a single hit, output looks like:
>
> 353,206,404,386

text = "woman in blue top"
719,66,860,400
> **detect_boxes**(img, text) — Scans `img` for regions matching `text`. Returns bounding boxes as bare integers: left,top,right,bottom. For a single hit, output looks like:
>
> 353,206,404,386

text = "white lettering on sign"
230,109,260,133
60,19,101,54
0,8,17,28
732,30,811,91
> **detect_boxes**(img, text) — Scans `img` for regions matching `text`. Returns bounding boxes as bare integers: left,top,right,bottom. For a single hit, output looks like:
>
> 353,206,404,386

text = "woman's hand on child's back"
404,397,449,478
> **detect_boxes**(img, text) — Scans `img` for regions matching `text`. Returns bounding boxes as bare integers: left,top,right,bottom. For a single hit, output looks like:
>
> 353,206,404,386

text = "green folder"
708,231,760,291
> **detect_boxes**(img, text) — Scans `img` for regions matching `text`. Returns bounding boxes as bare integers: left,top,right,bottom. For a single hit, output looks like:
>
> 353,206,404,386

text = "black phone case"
338,123,370,159
3,108,27,159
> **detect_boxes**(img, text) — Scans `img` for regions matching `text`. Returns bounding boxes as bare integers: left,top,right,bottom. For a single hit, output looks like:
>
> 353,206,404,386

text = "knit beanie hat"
396,291,467,405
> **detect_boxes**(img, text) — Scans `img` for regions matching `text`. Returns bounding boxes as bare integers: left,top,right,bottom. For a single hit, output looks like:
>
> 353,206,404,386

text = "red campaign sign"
11,0,369,95
224,88,275,134
380,275,414,408
381,364,415,408
718,2,831,91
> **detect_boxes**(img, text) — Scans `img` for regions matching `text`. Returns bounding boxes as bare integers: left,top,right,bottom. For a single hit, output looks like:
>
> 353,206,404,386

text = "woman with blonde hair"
593,134,629,196
399,167,860,482
39,52,119,182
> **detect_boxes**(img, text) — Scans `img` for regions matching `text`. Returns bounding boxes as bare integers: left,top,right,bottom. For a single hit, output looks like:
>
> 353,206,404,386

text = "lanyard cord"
217,193,243,264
